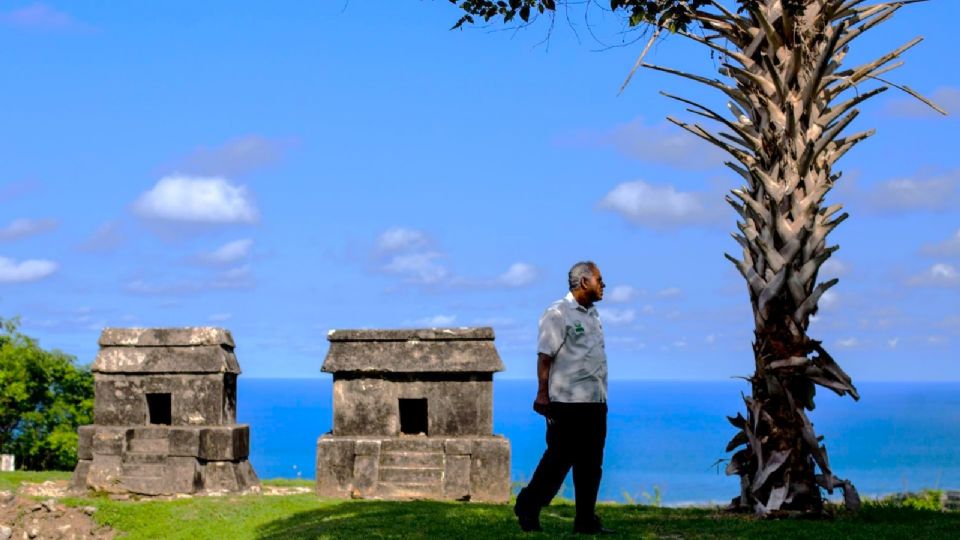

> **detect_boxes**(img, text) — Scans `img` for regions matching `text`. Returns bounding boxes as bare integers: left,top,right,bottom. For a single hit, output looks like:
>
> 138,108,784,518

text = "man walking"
514,261,612,534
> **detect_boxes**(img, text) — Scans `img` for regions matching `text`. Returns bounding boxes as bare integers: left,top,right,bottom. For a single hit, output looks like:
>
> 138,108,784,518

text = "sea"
237,379,960,506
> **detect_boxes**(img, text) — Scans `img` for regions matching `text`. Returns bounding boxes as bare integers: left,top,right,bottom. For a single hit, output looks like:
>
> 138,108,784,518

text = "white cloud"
606,285,639,303
377,227,429,252
373,229,534,289
412,314,457,327
374,227,450,286
887,337,899,349
920,229,960,258
211,265,255,289
908,263,960,288
0,218,58,241
209,313,233,322
705,334,717,344
883,86,959,118
133,175,259,224
836,337,859,348
597,180,722,228
498,262,537,287
175,135,291,177
0,256,58,283
673,340,688,348
556,117,724,169
819,290,839,310
0,3,87,31
600,308,636,325
203,239,254,264
657,287,683,298
383,252,449,285
863,171,960,214
820,258,849,277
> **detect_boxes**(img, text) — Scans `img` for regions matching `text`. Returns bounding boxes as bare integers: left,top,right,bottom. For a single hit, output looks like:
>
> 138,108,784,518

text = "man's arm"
533,352,553,416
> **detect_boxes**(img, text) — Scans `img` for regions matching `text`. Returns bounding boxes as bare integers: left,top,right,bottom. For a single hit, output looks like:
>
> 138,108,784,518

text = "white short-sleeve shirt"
537,292,607,403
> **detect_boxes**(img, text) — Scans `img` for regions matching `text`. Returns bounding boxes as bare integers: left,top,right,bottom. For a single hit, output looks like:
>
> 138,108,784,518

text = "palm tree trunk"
645,0,940,515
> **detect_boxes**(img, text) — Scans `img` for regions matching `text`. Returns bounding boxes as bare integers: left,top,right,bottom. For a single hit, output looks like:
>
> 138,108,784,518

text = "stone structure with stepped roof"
316,327,511,502
70,328,259,495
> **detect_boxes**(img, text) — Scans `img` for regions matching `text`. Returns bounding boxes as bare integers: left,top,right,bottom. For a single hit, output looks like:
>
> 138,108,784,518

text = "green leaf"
519,4,530,21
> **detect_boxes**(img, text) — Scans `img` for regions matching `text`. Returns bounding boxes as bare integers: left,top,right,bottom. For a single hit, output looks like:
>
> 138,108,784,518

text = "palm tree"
447,0,943,515
641,0,943,515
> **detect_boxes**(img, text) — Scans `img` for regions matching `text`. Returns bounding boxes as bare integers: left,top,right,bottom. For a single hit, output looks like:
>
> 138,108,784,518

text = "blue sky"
1,1,957,381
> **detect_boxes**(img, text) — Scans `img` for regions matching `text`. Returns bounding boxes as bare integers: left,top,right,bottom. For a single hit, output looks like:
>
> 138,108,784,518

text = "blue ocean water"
237,379,960,505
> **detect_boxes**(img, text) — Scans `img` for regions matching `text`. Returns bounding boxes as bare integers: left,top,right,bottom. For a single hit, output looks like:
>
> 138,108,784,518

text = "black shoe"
513,502,542,532
573,515,615,535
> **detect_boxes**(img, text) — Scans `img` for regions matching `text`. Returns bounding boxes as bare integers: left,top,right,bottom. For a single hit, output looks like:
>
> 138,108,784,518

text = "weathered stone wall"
93,344,240,374
332,376,493,437
324,329,503,373
316,435,511,502
72,425,257,495
318,327,511,502
93,374,234,426
71,327,258,496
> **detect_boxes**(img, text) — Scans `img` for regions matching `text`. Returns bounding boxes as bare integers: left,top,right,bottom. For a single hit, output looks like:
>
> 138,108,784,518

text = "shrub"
0,316,93,470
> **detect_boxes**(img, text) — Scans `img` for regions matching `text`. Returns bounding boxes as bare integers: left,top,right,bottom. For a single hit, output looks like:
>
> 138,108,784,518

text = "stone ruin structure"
71,328,259,495
316,328,511,502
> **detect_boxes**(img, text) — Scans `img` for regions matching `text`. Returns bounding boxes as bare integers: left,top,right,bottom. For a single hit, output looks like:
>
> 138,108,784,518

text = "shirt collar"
564,291,593,314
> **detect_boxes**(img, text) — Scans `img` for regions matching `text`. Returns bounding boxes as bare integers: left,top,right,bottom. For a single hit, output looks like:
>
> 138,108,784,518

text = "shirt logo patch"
574,321,585,335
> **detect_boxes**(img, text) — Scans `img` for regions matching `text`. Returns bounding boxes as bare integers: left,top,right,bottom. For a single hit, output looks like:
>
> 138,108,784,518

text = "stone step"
381,438,444,453
122,476,166,496
128,438,169,454
378,466,443,484
123,452,167,465
378,481,441,499
122,463,165,478
380,451,444,468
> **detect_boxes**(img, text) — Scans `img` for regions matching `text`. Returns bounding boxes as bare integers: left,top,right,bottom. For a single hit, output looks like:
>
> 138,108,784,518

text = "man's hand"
534,352,553,417
533,392,550,417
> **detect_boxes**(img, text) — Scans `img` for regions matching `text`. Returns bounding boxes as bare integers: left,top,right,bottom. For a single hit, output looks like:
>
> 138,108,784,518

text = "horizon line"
240,376,960,383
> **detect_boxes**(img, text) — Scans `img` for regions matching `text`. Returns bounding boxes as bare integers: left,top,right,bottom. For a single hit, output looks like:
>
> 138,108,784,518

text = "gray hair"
568,261,597,291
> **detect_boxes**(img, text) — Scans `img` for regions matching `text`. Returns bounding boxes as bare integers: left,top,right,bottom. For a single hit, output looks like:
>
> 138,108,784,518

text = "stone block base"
70,424,259,495
316,435,510,502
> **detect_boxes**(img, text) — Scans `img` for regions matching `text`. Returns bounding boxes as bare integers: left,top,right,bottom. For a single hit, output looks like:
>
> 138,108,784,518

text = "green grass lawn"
0,470,72,491
3,472,958,539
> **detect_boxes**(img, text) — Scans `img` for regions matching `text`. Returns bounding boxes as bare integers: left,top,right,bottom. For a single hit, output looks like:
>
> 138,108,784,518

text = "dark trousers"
516,402,607,526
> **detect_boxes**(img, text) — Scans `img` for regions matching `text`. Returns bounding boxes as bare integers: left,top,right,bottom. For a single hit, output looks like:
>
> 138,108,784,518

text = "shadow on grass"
254,499,960,540
255,500,529,540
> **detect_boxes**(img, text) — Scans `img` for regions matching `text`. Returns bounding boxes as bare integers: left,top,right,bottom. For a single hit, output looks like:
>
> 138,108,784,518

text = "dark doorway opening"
146,393,172,425
399,398,427,435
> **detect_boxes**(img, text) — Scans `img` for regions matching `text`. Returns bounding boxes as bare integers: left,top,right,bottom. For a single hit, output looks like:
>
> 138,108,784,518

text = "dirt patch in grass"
1,478,309,540
0,488,114,539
